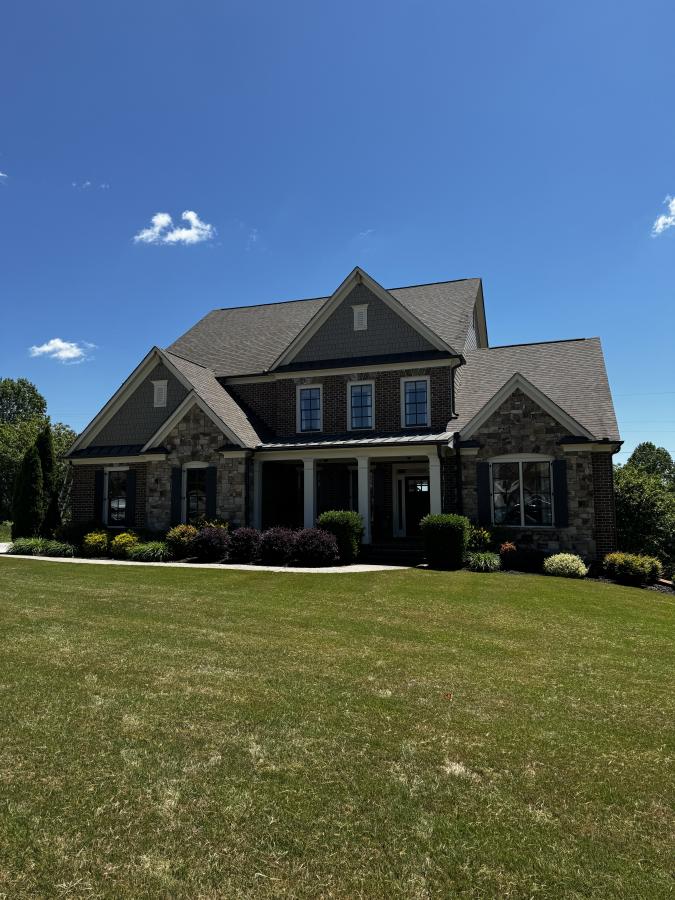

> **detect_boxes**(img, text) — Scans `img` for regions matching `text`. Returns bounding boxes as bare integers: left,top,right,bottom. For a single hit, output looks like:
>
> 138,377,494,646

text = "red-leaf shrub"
228,527,262,563
293,528,339,567
259,527,297,565
189,526,230,563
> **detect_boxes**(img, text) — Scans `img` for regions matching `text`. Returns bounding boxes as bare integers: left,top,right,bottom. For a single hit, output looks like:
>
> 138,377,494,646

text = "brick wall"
591,452,617,558
70,462,147,528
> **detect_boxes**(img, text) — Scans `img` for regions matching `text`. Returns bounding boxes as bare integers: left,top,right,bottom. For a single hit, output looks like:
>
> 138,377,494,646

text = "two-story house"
67,267,621,559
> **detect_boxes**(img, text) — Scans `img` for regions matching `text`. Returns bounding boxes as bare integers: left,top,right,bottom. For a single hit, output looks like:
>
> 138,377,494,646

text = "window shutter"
476,462,491,525
205,466,217,519
171,467,182,525
552,459,568,528
125,470,136,527
93,469,104,524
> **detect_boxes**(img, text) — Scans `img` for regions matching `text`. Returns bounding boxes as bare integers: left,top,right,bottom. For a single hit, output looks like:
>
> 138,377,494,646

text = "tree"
0,378,47,425
11,445,44,539
35,424,61,535
626,442,675,490
614,464,675,571
0,417,44,520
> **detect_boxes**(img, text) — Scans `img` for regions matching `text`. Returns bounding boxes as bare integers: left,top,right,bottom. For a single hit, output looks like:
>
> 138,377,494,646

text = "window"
491,459,553,527
401,377,430,427
297,385,322,432
349,381,374,429
153,380,167,408
104,469,128,525
185,467,207,523
352,304,368,331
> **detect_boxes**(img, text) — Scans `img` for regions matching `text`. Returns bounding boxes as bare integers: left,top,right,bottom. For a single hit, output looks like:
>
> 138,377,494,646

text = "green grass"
0,561,672,898
0,521,10,541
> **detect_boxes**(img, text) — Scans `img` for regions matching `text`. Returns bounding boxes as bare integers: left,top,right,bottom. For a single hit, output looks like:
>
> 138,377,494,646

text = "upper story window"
349,381,374,430
297,385,322,432
352,304,368,331
153,379,167,408
491,458,553,527
401,377,430,427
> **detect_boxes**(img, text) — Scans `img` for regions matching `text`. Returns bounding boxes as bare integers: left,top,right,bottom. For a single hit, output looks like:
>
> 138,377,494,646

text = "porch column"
428,452,442,515
302,457,316,529
252,458,263,529
356,455,371,544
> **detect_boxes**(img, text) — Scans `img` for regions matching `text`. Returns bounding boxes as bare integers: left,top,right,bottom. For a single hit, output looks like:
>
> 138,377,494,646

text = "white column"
357,455,371,544
252,458,263,530
428,453,442,515
302,457,316,529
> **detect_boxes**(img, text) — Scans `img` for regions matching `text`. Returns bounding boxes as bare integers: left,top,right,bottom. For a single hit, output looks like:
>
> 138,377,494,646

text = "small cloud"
651,195,675,236
358,228,375,238
134,210,215,245
99,183,110,190
29,338,96,364
246,227,259,250
0,171,8,183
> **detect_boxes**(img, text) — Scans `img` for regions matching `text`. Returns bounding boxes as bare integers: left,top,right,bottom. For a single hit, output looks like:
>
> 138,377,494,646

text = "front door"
405,476,430,536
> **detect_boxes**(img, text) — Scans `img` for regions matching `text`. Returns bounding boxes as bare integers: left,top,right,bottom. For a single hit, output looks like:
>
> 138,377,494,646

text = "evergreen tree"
11,445,44,539
35,424,61,535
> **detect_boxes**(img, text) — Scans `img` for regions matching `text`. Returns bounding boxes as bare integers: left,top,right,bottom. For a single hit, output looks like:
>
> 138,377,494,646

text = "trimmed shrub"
543,553,588,579
259,527,297,565
467,524,492,553
465,551,501,572
9,537,75,557
110,532,139,560
499,542,547,573
603,552,663,585
420,513,470,569
11,445,43,539
293,528,339,567
82,530,109,557
166,524,199,559
228,527,262,563
127,541,172,562
189,526,230,562
316,510,364,563
190,516,229,531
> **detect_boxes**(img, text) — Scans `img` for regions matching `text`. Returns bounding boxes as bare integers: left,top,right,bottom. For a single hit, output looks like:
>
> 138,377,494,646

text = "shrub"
9,537,44,555
603,552,663,585
110,531,139,560
35,425,60,537
189,526,230,562
9,537,75,557
419,514,470,569
467,524,492,553
499,542,547,573
465,551,501,572
55,520,98,547
543,553,588,579
259,527,297,565
11,444,43,539
165,524,199,559
82,530,109,557
127,541,172,563
228,527,262,563
293,528,339,567
316,510,364,563
190,516,229,531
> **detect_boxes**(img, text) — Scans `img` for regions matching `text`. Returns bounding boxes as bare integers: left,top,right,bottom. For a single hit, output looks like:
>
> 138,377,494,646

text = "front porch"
252,446,444,544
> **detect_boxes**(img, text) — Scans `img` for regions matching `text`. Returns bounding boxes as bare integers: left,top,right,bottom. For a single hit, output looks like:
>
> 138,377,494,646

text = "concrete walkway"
0,546,408,574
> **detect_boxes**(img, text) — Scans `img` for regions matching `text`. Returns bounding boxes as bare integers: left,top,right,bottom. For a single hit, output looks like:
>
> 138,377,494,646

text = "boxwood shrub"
543,553,588,579
228,527,262,563
165,524,199,559
420,514,470,569
127,541,172,563
189,526,231,563
259,527,297,565
603,552,662,585
293,528,339,567
316,510,363,563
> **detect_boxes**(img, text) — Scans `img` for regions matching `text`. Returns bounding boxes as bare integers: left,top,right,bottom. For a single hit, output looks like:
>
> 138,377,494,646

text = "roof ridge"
389,277,480,290
478,337,594,350
162,348,212,371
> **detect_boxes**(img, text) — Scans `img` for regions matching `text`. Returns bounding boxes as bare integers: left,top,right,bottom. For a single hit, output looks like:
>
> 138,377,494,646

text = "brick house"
67,267,621,558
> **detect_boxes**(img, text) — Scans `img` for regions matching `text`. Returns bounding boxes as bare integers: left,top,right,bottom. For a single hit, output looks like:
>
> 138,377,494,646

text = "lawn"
0,561,672,898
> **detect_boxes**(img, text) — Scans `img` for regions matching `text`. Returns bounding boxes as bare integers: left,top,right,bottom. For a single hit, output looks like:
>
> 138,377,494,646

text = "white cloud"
134,210,215,245
29,338,96,364
0,171,7,182
651,195,675,236
358,228,375,238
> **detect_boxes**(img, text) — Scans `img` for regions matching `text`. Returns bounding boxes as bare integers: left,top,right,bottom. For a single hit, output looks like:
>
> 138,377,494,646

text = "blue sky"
1,0,674,459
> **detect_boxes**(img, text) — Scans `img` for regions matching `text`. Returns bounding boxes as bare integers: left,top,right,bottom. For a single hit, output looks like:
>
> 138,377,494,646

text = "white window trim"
181,461,209,524
296,383,323,433
352,304,368,331
102,465,129,526
347,380,375,431
488,454,555,529
152,379,168,408
400,376,431,429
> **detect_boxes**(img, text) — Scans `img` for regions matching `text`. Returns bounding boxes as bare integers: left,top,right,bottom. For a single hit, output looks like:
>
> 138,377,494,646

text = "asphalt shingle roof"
453,338,620,441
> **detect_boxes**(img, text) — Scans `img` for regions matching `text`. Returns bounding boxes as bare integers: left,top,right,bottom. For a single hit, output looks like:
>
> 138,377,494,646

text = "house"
67,267,621,559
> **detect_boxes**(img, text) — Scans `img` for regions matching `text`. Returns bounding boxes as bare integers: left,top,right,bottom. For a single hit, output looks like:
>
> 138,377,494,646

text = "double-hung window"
349,381,374,430
402,377,430,427
297,385,322,432
185,466,208,523
491,458,553,527
104,468,128,525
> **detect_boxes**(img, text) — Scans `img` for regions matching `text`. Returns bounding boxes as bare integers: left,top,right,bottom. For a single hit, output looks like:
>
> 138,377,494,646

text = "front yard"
0,561,672,898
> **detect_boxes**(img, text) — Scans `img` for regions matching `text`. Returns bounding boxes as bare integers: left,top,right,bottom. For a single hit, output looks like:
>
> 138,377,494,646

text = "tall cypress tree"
35,424,61,536
11,445,44,539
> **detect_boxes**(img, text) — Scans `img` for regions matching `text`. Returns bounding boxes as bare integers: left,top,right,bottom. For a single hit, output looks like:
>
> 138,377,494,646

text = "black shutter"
125,470,136,527
552,459,568,527
205,466,217,519
93,469,104,524
170,467,182,525
476,461,492,525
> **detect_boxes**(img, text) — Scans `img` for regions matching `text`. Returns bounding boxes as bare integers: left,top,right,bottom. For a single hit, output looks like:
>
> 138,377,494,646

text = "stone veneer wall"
145,405,247,532
460,388,609,559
